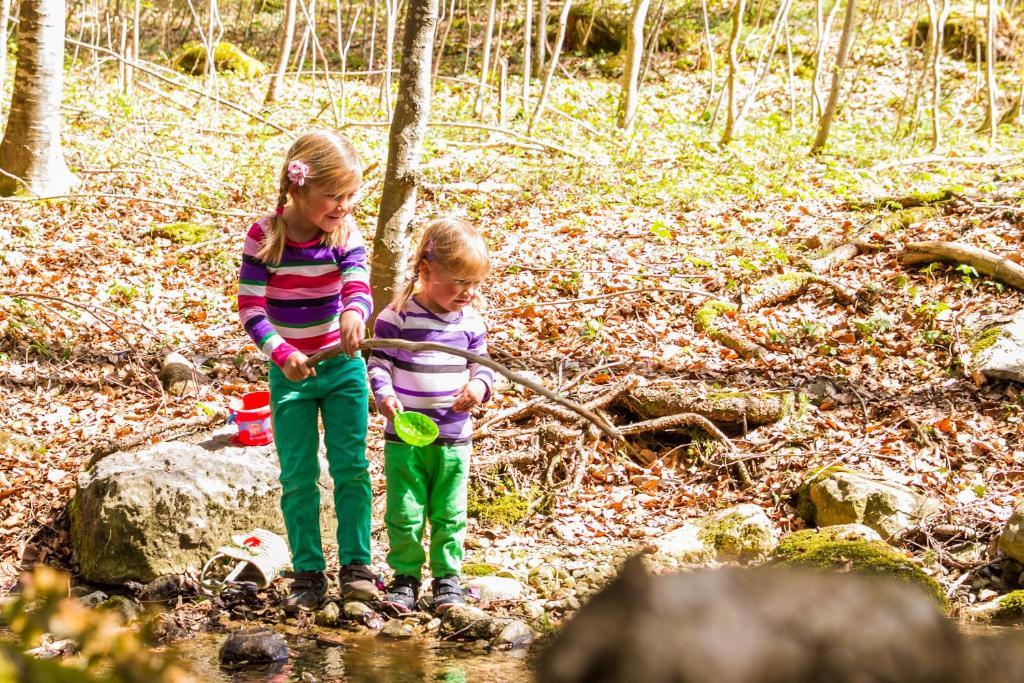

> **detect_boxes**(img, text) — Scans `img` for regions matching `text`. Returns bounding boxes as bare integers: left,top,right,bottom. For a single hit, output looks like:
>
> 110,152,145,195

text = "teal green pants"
384,441,470,579
269,354,371,572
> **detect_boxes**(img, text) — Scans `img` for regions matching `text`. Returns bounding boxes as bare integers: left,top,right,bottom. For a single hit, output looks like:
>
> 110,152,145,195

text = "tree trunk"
811,0,857,154
982,0,997,144
719,0,746,145
265,0,297,103
380,0,398,111
527,0,571,134
536,0,547,74
0,0,78,197
810,0,839,121
616,0,650,129
475,0,496,114
522,0,532,108
371,0,439,316
929,0,949,151
0,0,12,87
700,0,716,116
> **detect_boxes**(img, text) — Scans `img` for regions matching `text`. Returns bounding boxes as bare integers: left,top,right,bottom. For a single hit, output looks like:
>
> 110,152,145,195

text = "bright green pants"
384,441,470,580
269,354,371,572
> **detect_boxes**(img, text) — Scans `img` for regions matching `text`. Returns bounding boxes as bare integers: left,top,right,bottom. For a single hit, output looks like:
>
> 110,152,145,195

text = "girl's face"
291,176,360,235
420,263,486,313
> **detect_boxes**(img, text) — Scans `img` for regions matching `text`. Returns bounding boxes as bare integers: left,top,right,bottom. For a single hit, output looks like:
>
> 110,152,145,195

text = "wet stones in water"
380,619,416,639
440,604,537,651
76,590,108,609
492,620,535,650
219,629,289,665
97,595,140,623
540,557,1014,683
344,600,385,629
316,601,341,627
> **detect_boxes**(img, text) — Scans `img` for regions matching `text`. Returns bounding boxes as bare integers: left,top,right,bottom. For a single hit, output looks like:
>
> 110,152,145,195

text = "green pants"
384,441,470,579
269,354,371,572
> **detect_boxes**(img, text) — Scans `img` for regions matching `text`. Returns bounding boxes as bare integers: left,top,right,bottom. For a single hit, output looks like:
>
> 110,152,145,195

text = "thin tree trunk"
431,0,456,79
371,0,439,316
527,0,571,134
811,0,857,153
129,0,138,93
536,0,547,74
784,14,795,126
369,0,377,70
0,0,78,197
700,0,716,116
339,5,362,122
811,0,839,121
475,0,496,114
929,0,949,151
462,0,471,72
265,0,297,103
720,0,746,145
381,0,398,110
982,0,997,144
617,0,650,129
736,0,793,126
522,0,532,108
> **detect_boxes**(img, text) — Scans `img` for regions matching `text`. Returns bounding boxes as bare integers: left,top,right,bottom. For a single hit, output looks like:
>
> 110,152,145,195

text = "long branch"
307,338,624,443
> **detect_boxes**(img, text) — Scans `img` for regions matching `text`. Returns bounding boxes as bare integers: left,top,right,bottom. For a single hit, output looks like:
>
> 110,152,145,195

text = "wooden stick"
308,338,624,443
900,241,1024,291
490,286,712,313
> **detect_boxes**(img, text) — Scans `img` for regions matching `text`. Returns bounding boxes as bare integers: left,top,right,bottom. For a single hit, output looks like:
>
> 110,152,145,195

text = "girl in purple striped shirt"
367,218,494,615
237,131,378,613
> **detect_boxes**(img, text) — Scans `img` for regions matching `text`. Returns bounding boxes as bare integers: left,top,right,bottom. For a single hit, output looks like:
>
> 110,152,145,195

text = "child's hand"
339,310,365,357
380,396,403,420
282,351,316,382
452,379,487,413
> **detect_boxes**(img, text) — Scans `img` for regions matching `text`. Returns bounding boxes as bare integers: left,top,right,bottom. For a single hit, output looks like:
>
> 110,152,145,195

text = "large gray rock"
652,504,777,565
801,469,941,541
973,312,1024,382
999,502,1024,563
71,428,335,583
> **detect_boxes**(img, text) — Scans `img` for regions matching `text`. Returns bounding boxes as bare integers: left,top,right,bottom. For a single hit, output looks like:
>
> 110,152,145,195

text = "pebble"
379,620,415,639
219,629,288,665
315,602,341,628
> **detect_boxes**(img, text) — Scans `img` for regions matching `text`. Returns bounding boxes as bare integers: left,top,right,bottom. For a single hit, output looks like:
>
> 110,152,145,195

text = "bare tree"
0,0,11,87
536,0,547,74
265,0,297,103
522,0,532,108
527,0,571,134
431,0,457,79
381,0,399,111
617,0,650,130
720,0,747,145
700,0,717,116
929,0,949,150
811,0,857,153
0,0,78,197
371,0,439,315
475,0,497,114
810,0,840,121
982,0,998,144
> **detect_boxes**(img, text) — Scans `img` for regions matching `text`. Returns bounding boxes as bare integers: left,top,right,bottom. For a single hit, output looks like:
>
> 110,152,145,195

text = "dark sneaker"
380,575,420,616
339,563,380,602
282,570,327,614
431,576,465,615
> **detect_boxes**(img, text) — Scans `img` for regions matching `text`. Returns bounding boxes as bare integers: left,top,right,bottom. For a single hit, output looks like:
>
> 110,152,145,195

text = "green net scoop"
393,411,440,447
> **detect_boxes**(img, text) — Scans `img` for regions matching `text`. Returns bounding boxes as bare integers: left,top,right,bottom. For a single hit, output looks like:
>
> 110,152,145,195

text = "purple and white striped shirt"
367,297,494,445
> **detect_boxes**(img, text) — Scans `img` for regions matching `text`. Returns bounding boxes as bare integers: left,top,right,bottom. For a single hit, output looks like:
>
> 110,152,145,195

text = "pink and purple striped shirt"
237,215,372,368
367,297,494,445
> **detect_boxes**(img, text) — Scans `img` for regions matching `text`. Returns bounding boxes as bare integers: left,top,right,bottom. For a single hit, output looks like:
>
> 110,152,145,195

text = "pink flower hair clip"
287,160,309,186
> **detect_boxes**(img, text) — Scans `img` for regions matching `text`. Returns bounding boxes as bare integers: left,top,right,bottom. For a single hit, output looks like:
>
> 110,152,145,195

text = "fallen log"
900,241,1024,291
807,205,942,274
620,382,794,426
693,300,767,359
740,272,856,312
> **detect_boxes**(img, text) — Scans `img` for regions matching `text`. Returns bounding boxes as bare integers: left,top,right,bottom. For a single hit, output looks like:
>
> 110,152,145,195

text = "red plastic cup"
229,391,273,446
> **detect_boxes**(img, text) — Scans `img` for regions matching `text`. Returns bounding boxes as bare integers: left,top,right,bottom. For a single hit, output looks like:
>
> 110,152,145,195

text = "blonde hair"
257,131,362,264
392,217,490,311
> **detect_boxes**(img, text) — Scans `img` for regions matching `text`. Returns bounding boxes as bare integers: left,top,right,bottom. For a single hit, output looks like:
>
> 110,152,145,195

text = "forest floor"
1,42,1024,627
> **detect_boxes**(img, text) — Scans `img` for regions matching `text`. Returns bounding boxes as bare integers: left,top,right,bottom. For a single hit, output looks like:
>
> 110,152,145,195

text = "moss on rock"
771,529,946,608
794,465,852,526
150,222,215,245
462,562,499,577
172,42,266,79
970,325,1005,356
468,489,532,527
694,300,738,335
991,590,1024,621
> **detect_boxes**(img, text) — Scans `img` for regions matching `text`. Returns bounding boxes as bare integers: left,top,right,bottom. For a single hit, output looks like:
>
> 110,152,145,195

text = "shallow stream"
179,630,534,683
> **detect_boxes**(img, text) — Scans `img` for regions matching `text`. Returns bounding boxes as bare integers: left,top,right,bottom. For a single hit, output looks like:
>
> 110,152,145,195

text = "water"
179,630,535,683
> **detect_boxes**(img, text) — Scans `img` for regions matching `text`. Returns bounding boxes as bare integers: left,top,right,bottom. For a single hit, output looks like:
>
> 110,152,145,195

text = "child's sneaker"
282,570,328,614
339,563,381,602
431,576,465,615
380,575,420,615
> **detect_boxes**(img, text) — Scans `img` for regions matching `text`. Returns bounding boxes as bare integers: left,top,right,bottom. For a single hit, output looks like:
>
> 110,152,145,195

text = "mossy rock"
172,42,266,79
794,464,851,527
771,529,946,608
969,590,1024,623
150,222,216,245
463,562,499,577
468,489,532,527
